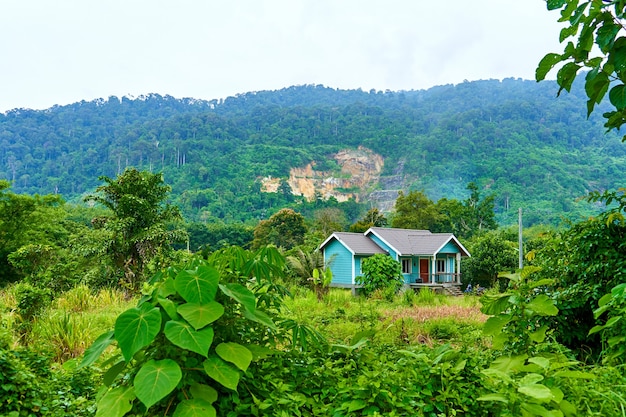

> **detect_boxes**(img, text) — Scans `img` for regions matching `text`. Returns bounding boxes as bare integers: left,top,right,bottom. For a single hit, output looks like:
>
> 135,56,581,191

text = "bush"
13,282,51,322
356,254,404,298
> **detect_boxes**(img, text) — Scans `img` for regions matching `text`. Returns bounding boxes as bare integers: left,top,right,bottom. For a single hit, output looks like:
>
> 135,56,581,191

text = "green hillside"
1,78,624,226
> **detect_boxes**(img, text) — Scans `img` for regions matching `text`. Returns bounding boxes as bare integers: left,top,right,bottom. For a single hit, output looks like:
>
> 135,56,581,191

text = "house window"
436,259,446,273
401,258,412,274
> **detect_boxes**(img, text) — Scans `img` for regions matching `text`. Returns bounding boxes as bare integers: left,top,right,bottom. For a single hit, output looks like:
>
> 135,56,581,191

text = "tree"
537,1,626,140
463,182,497,235
285,248,331,299
349,207,388,233
252,208,307,250
84,168,186,292
391,190,442,230
462,231,517,289
0,180,66,285
312,207,347,237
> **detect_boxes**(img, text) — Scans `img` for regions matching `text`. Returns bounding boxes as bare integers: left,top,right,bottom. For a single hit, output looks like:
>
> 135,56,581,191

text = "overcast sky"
0,1,564,112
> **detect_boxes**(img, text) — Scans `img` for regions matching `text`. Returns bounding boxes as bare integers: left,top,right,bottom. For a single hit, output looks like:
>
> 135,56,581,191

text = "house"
319,227,470,292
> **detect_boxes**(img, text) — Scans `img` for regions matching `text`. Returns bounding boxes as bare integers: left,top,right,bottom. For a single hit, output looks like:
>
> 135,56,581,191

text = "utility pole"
518,208,523,269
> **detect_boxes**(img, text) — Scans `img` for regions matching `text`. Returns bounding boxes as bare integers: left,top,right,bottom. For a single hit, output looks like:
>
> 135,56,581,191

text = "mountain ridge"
1,78,623,226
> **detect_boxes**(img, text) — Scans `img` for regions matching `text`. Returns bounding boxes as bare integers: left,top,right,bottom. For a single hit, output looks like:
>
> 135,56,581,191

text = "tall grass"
0,284,134,363
30,312,95,362
281,287,488,346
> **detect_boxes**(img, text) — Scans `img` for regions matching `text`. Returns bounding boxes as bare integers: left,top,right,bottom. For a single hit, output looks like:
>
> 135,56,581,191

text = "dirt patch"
382,304,488,324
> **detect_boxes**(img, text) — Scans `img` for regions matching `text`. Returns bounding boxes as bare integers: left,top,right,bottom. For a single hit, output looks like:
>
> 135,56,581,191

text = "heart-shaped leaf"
189,383,218,403
203,356,240,390
219,283,256,312
96,386,136,417
215,342,252,372
517,383,554,402
175,266,220,304
115,304,162,362
178,302,224,330
158,297,179,320
164,320,214,357
527,294,558,316
134,359,182,409
173,399,217,417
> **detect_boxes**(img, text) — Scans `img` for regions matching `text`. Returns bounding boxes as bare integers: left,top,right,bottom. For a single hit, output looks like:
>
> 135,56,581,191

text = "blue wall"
324,239,354,285
440,241,461,254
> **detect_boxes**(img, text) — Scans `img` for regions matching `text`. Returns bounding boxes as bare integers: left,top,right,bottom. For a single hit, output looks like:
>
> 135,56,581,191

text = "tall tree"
84,168,186,292
349,207,388,233
463,182,497,236
391,190,442,230
312,207,347,237
252,208,307,250
0,180,65,285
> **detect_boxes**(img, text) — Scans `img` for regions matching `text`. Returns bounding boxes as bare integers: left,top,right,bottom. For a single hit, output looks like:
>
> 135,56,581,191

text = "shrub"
13,282,51,322
356,254,404,298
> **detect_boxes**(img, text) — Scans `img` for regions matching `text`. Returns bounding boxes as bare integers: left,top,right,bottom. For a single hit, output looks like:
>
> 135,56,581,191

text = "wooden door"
419,259,429,283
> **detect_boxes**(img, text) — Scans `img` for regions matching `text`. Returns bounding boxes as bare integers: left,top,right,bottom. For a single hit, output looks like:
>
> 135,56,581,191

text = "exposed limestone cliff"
261,147,384,202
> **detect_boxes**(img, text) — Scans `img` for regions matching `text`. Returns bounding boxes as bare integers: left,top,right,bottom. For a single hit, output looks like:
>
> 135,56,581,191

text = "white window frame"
401,258,412,274
436,259,446,273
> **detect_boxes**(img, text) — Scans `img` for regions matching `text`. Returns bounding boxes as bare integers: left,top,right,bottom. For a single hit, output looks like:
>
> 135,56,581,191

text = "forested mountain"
1,78,625,226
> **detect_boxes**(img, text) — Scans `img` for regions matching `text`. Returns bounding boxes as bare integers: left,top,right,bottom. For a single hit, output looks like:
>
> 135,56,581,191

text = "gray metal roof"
366,227,469,256
325,232,388,255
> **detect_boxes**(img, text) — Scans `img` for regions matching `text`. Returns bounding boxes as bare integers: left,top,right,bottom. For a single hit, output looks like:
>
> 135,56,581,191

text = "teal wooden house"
319,227,470,292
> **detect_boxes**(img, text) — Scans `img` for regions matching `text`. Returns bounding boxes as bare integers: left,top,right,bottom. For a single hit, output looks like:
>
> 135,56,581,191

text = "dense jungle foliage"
0,164,625,416
2,77,625,226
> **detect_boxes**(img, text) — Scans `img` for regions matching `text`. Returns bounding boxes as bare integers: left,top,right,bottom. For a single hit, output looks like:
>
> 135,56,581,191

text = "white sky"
0,0,565,112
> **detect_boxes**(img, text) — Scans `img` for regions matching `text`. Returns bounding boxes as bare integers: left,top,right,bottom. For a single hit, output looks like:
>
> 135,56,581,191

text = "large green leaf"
215,342,252,371
556,62,581,93
134,359,182,409
218,283,256,312
175,266,220,304
189,382,218,403
203,356,240,390
178,302,224,330
610,84,626,110
483,315,511,336
80,330,114,368
96,386,136,417
536,53,563,81
527,294,558,316
158,297,179,320
164,320,214,357
488,354,528,374
517,384,554,402
103,360,127,387
243,307,277,330
158,276,177,298
115,304,162,362
480,293,512,315
173,399,217,417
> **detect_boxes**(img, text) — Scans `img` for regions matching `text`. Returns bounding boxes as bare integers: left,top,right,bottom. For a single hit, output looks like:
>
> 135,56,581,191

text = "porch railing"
418,273,461,284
